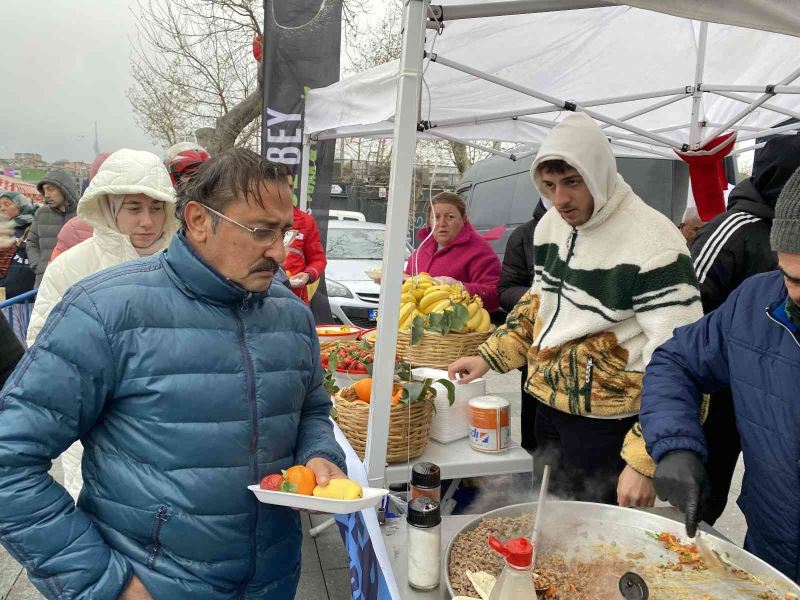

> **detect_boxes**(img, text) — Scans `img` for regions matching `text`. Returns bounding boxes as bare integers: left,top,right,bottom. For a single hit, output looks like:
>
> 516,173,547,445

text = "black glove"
653,450,710,537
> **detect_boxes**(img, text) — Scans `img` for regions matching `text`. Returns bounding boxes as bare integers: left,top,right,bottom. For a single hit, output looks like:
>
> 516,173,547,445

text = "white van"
328,210,366,222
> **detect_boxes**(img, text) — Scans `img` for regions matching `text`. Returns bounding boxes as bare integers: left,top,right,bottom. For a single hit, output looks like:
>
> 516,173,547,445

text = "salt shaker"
407,496,441,590
410,462,441,502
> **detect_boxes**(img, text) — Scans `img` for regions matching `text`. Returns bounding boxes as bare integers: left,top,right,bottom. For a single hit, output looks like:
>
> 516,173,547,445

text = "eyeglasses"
198,203,297,246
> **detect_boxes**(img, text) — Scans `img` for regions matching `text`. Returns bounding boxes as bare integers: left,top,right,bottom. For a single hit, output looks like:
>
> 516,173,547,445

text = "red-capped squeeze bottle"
487,536,538,600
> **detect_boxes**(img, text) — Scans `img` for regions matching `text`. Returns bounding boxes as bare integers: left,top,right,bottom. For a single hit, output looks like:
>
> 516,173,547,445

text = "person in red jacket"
284,206,327,304
406,192,502,311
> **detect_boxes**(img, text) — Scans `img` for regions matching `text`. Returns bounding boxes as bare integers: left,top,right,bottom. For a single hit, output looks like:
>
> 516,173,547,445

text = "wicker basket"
395,328,495,369
334,386,435,463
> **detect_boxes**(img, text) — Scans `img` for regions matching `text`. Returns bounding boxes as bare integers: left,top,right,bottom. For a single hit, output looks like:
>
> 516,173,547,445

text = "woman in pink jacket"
406,192,502,311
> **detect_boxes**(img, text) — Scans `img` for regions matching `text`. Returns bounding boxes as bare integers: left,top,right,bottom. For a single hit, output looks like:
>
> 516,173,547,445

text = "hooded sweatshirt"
27,149,177,346
478,113,703,475
689,134,800,313
29,169,80,284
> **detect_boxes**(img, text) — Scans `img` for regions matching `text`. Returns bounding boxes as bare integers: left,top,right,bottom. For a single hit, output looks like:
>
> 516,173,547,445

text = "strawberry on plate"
260,474,285,491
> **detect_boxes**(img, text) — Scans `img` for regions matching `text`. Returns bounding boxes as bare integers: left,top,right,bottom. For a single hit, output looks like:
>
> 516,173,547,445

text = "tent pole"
733,122,800,144
607,139,675,159
427,130,515,159
651,123,691,134
428,0,612,21
512,147,540,160
431,53,685,149
580,88,690,107
430,104,560,128
517,115,673,148
427,88,687,130
700,84,800,94
363,0,428,487
729,142,765,157
316,126,396,141
710,90,800,123
705,122,763,132
701,65,800,146
299,135,311,211
599,93,689,130
689,21,709,149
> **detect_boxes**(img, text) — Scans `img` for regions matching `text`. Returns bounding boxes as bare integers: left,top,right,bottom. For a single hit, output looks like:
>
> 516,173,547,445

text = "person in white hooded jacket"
450,113,703,507
26,148,177,499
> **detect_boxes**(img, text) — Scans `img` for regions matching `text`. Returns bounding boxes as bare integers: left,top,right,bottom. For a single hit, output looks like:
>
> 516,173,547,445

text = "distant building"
14,153,46,168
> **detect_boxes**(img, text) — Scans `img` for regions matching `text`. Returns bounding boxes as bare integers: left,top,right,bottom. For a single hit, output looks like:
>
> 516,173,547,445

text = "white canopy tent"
303,1,800,486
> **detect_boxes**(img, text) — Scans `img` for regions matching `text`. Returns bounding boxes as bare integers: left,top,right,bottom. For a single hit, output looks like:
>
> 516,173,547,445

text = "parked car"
325,221,412,328
456,154,690,261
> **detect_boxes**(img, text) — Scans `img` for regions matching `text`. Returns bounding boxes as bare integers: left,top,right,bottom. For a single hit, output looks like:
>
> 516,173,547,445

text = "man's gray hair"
175,147,290,228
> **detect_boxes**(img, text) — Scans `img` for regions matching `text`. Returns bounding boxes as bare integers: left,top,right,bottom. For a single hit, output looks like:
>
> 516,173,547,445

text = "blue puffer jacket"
640,270,800,581
0,232,346,599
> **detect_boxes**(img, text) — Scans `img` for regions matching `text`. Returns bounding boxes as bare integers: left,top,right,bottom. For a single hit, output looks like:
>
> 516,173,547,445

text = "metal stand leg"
309,517,337,537
440,478,461,516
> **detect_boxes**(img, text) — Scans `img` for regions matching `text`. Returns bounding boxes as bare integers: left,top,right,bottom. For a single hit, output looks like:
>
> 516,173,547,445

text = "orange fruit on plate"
353,378,373,402
283,465,317,495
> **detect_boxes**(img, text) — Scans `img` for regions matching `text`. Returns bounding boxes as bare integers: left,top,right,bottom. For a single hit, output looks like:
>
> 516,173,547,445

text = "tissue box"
411,367,486,443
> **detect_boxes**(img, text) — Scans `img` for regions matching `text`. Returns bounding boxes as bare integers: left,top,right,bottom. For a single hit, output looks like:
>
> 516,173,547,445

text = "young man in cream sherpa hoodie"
450,113,703,506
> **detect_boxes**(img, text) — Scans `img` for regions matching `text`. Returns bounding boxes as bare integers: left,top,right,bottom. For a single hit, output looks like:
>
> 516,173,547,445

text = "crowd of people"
0,113,799,598
450,114,800,583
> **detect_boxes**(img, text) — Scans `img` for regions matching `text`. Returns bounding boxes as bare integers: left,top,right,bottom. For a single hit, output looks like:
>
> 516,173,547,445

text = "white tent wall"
307,7,800,151
307,1,800,487
430,1,800,39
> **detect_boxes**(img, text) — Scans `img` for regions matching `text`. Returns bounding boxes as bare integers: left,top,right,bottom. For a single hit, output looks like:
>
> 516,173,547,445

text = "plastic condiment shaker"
487,536,538,600
407,496,441,590
410,462,441,502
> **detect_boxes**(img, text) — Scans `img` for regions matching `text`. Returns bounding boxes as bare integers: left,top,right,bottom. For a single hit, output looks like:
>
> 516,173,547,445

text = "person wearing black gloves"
688,134,800,525
0,313,24,389
497,199,548,451
640,168,800,581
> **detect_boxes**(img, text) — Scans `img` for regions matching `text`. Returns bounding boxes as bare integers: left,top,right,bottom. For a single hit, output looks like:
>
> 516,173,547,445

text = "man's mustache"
249,259,279,274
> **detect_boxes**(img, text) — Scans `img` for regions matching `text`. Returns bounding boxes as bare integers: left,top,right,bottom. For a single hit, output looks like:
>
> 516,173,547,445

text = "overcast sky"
0,0,162,163
0,1,394,165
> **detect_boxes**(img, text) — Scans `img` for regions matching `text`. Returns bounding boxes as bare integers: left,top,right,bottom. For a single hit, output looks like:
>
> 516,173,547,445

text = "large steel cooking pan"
445,501,800,599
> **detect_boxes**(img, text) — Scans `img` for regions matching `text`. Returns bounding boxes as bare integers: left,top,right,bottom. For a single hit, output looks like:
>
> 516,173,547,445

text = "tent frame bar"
734,121,800,143
710,90,800,123
427,130,517,159
363,0,428,487
699,84,800,94
701,63,800,146
430,52,687,150
688,22,709,148
428,0,612,22
517,114,674,149
599,93,690,130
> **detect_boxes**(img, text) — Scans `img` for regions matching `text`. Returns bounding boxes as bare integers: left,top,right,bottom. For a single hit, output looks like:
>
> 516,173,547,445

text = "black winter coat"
0,312,23,389
498,200,547,312
689,135,800,312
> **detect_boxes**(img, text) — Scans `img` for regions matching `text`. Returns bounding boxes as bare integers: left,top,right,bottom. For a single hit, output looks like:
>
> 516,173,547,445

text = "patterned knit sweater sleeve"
621,249,703,476
477,291,539,373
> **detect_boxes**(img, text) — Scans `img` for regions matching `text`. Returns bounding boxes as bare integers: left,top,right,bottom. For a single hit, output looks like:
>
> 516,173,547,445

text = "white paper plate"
247,485,389,514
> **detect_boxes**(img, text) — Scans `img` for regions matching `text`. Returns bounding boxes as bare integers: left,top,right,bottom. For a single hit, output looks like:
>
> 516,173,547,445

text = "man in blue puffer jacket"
0,148,346,599
640,166,800,582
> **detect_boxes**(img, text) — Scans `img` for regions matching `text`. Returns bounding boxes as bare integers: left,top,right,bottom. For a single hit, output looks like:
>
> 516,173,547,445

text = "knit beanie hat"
771,166,800,254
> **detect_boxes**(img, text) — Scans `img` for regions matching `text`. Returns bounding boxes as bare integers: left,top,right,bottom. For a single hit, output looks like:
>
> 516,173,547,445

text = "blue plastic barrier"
0,289,36,346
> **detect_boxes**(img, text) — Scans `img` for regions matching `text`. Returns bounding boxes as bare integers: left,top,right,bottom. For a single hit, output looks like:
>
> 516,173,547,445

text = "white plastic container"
468,395,511,453
411,368,486,443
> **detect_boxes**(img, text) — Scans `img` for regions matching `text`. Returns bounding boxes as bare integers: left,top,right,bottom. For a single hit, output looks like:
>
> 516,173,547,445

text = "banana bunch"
464,295,492,333
398,274,492,333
